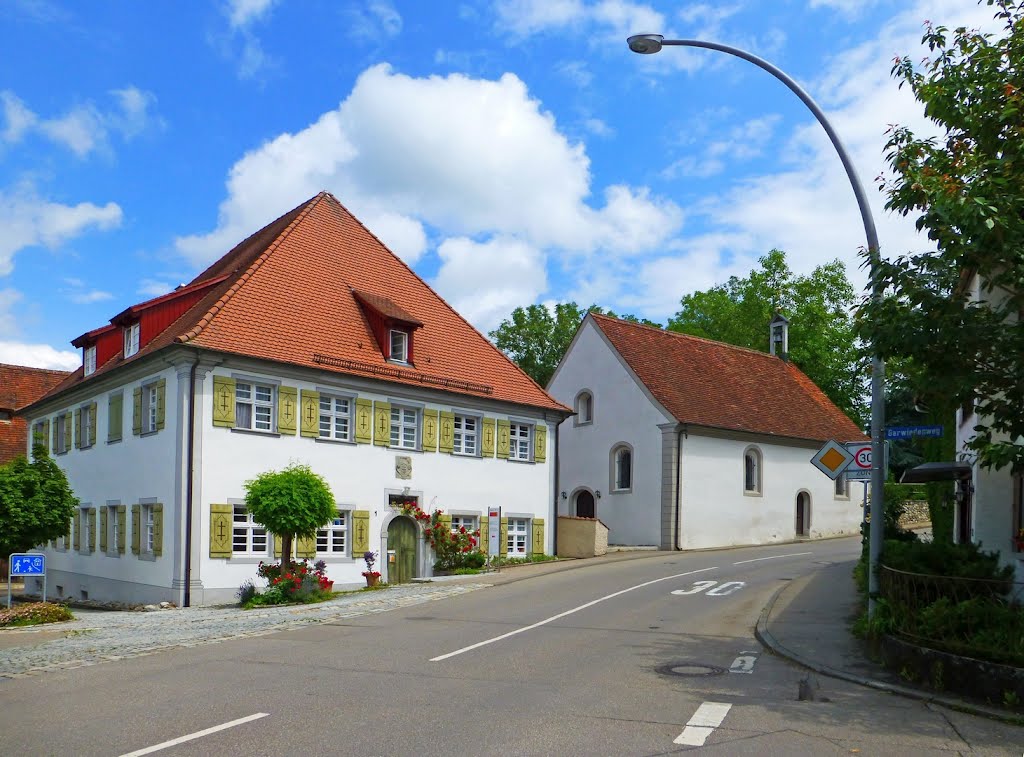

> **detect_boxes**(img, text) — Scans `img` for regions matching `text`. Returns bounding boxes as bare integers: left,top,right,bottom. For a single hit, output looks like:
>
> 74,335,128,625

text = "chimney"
769,312,789,360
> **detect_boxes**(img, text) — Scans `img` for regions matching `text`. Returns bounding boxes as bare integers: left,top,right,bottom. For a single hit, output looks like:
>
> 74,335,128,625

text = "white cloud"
0,341,79,371
432,236,548,332
346,0,403,41
38,104,104,157
137,278,178,298
0,287,21,335
226,0,276,28
1,91,37,142
0,186,122,276
219,0,278,79
68,289,113,305
662,114,781,179
494,0,586,36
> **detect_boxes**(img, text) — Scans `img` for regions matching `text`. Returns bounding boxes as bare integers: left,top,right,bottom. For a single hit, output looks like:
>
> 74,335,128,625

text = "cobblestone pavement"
0,583,487,679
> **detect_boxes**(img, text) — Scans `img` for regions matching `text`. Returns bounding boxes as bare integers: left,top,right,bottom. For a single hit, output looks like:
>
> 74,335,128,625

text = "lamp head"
627,34,664,54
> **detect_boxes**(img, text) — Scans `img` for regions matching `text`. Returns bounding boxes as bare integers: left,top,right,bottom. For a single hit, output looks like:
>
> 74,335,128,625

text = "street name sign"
886,425,943,440
810,439,853,480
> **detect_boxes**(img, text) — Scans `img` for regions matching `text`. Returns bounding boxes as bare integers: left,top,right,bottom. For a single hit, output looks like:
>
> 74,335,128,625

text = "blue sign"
886,425,944,440
9,553,45,576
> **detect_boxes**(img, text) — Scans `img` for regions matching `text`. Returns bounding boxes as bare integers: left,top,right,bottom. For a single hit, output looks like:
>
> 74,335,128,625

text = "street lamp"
628,34,887,616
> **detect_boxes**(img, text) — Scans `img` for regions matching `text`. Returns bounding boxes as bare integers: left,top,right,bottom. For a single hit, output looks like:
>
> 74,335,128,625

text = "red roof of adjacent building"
589,313,865,443
0,363,70,463
36,192,568,414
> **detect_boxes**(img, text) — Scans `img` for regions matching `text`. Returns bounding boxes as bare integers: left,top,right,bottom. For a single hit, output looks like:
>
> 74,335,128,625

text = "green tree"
244,463,335,569
0,446,79,559
668,249,867,424
859,0,1024,473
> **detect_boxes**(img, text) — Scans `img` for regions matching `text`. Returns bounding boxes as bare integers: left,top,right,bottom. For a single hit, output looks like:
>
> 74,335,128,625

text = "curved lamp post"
628,34,886,615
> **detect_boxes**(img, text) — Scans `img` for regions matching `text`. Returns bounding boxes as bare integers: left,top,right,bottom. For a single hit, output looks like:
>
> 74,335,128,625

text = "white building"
548,313,866,549
21,192,569,606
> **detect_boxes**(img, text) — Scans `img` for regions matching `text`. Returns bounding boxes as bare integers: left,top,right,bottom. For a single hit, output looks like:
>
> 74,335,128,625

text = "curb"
754,572,1020,724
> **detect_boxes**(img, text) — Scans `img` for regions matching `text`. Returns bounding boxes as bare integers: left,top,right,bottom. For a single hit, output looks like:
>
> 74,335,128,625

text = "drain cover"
656,662,725,678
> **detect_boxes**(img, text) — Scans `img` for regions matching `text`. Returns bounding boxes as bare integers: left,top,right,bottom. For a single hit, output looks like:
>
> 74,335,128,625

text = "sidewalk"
755,558,1016,722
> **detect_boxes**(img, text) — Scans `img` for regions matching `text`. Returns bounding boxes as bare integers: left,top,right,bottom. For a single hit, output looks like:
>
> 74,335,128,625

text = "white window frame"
80,507,92,553
80,403,95,448
107,505,120,556
389,329,408,363
54,414,68,454
509,422,532,461
235,381,275,432
318,394,352,441
123,323,140,358
232,504,268,556
451,514,478,534
507,517,529,556
612,444,632,492
390,405,419,449
452,414,478,456
141,382,158,434
743,446,763,496
141,504,156,554
84,345,97,376
575,390,593,425
316,509,349,555
834,472,849,499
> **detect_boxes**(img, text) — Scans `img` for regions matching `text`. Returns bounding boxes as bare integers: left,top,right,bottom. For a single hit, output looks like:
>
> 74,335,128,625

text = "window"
142,505,156,554
317,510,348,554
390,406,419,449
453,415,478,456
319,395,352,441
80,404,95,448
451,515,478,534
509,423,532,461
835,472,848,498
743,447,762,495
80,507,92,553
141,383,158,434
232,504,268,555
235,381,274,432
507,518,529,555
84,345,97,376
612,445,632,492
123,323,140,358
389,329,408,362
54,414,68,454
575,391,593,425
107,505,120,555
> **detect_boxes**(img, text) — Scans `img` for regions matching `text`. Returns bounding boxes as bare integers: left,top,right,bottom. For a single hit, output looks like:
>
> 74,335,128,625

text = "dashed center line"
119,712,269,756
733,551,813,565
675,702,732,746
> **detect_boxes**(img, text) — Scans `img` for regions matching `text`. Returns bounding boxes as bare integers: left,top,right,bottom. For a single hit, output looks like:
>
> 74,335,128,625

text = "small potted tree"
362,550,381,587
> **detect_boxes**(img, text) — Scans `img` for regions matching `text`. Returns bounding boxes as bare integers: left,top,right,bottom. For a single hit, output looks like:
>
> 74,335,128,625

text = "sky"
0,0,1000,370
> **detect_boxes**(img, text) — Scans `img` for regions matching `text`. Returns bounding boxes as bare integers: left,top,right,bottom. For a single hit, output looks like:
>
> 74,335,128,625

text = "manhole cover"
655,662,725,678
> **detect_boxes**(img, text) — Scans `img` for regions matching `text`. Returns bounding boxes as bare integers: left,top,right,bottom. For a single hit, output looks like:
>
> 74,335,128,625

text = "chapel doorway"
387,516,417,584
576,490,596,519
796,492,810,537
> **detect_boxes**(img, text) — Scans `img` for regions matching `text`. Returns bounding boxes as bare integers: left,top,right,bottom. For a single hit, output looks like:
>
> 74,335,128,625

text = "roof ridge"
0,362,71,376
176,193,328,344
590,311,775,360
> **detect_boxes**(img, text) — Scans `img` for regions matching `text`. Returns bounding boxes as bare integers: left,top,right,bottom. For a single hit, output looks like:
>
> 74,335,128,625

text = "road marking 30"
119,713,269,757
671,580,745,596
729,651,759,674
675,701,732,746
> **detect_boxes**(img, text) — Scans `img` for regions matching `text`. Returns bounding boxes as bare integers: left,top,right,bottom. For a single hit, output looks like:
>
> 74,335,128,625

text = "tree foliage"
244,463,335,567
668,249,866,424
0,446,79,558
489,303,660,387
858,0,1024,472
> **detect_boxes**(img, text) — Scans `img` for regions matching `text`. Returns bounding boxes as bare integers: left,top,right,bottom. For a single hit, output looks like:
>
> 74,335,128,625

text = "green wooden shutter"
531,518,545,556
482,418,495,457
65,513,71,544
155,379,166,431
478,514,488,550
117,506,126,554
152,504,163,556
278,386,298,435
108,394,123,443
500,517,508,555
439,513,452,535
73,408,82,449
373,402,391,447
88,508,97,553
352,510,370,554
212,375,236,427
296,535,316,559
496,420,510,460
354,398,372,443
300,389,320,437
422,409,439,452
73,510,81,551
132,388,142,435
209,504,233,558
32,421,44,449
131,505,141,555
52,417,59,451
438,411,455,454
89,402,98,446
534,424,547,463
100,507,108,552
41,419,50,453
273,534,283,558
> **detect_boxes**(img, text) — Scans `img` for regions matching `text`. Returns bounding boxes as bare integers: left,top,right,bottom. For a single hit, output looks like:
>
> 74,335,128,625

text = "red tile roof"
590,313,865,443
0,363,70,463
35,193,568,414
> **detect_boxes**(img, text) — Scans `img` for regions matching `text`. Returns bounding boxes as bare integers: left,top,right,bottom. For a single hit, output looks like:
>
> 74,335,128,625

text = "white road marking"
118,713,269,757
729,652,758,674
733,551,813,565
674,702,732,746
705,580,745,596
671,579,718,595
430,566,718,661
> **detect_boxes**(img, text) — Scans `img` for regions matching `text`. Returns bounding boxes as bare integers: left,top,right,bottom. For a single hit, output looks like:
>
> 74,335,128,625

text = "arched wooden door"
387,516,417,584
796,492,810,537
576,491,596,519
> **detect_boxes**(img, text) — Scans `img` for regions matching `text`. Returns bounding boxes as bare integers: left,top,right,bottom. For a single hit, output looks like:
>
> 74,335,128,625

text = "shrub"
0,601,74,627
882,539,1013,582
236,579,257,605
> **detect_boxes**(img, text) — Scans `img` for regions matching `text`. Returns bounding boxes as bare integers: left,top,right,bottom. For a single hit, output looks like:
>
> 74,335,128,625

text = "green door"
388,516,417,584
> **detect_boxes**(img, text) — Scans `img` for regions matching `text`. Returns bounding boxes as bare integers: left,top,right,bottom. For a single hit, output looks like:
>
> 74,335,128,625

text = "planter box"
557,516,609,558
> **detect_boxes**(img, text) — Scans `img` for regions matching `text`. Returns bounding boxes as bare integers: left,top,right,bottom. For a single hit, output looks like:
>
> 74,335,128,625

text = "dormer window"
123,323,140,358
389,329,409,363
84,345,97,376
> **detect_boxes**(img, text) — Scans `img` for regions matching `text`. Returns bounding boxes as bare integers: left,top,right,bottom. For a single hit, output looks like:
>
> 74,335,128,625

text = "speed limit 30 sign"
845,442,885,480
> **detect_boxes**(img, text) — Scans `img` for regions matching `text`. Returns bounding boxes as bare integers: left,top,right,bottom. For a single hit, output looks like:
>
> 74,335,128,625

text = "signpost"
7,552,46,608
487,507,501,557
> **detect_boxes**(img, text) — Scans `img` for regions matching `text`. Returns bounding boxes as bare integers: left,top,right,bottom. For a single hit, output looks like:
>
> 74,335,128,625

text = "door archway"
387,516,418,584
796,491,811,537
575,490,596,519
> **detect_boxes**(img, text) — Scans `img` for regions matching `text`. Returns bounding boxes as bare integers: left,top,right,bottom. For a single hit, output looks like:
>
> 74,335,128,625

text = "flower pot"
324,580,334,592
365,574,379,587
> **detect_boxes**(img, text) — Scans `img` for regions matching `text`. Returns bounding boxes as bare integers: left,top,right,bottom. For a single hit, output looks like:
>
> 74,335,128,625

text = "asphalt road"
1,537,1021,755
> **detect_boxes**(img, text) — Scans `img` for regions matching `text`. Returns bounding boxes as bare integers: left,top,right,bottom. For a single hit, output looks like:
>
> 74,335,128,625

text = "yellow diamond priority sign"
810,439,854,480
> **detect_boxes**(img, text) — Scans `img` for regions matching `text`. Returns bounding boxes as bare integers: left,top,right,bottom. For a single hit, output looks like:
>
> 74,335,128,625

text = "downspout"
675,426,685,551
552,418,560,557
183,361,197,608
